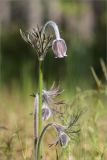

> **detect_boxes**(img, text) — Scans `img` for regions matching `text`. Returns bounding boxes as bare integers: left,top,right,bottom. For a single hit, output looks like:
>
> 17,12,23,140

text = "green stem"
37,123,53,160
38,60,43,160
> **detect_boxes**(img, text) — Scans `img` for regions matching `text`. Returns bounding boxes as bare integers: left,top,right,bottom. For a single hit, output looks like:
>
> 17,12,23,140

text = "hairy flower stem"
37,123,53,160
34,139,37,160
42,21,60,40
38,60,43,160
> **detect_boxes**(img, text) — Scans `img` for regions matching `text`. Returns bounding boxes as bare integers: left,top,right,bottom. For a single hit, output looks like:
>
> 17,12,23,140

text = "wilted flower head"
42,21,67,58
20,27,53,61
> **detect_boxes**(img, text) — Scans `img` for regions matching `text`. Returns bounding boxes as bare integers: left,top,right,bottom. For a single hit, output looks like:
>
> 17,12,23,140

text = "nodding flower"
42,102,51,121
48,111,82,148
20,21,67,60
58,132,70,147
52,39,67,58
49,123,70,148
42,84,63,120
36,114,81,150
33,93,51,121
42,21,67,58
33,83,63,121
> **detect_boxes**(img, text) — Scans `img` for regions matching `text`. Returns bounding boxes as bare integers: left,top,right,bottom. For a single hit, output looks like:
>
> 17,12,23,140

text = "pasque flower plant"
20,21,80,160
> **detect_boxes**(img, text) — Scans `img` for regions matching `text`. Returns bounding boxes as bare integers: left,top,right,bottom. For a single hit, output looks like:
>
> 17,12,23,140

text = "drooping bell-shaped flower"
42,84,63,120
52,39,67,58
42,102,52,121
53,124,70,147
33,94,51,121
58,132,70,147
53,123,66,132
49,123,70,148
33,84,63,122
42,21,67,58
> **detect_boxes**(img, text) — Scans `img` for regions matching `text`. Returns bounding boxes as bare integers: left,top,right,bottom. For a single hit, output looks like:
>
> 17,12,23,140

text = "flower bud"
52,39,67,58
52,123,69,147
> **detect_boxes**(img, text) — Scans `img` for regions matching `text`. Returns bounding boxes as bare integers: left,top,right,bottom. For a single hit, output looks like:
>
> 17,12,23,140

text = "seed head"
20,27,53,61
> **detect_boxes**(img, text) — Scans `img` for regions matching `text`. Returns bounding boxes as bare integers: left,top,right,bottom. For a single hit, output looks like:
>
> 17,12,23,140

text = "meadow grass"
0,82,107,160
0,62,107,160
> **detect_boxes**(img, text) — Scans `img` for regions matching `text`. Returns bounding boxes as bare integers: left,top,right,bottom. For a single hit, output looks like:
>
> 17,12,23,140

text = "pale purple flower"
58,132,70,147
33,84,62,121
42,102,51,121
53,123,66,132
33,94,51,121
49,113,81,148
42,21,67,58
42,84,63,120
52,39,67,58
49,123,70,148
42,84,62,103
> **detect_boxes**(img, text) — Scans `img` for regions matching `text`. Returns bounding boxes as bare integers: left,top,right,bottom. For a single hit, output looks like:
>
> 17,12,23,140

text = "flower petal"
59,132,70,147
53,123,66,132
42,103,51,120
52,39,67,58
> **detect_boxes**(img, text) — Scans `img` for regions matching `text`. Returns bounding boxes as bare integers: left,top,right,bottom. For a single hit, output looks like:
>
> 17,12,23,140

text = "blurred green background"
0,1,107,160
0,0,106,91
